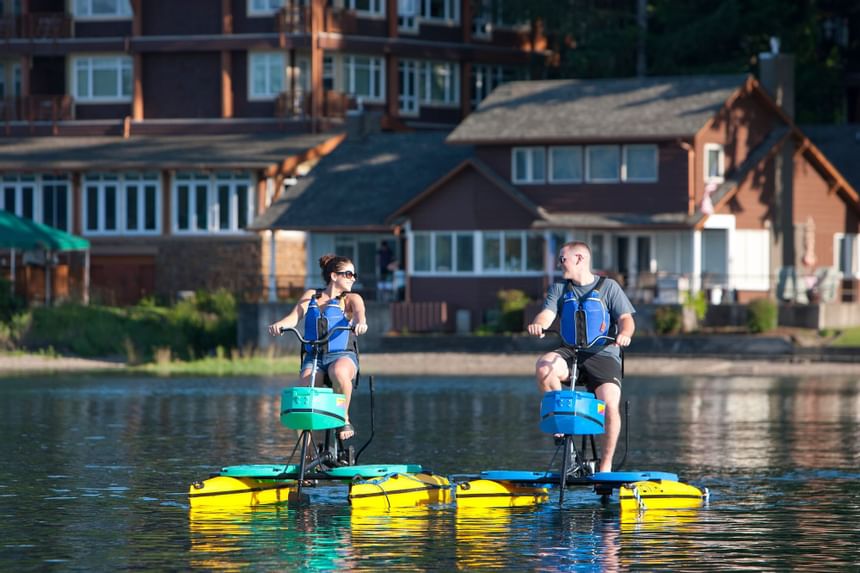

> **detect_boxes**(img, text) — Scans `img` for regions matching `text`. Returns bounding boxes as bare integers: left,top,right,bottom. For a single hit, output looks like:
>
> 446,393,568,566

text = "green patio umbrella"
0,210,90,305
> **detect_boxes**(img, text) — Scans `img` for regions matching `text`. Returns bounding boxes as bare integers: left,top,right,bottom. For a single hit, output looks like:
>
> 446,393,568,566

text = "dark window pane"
195,184,207,230
237,188,248,229
144,185,156,230
218,185,230,230
22,186,33,219
56,187,68,231
3,188,15,213
104,185,116,230
177,185,189,230
126,185,138,230
86,186,99,230
42,187,55,227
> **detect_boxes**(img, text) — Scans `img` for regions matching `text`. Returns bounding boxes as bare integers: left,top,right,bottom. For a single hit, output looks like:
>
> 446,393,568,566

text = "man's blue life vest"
303,292,352,354
560,277,611,348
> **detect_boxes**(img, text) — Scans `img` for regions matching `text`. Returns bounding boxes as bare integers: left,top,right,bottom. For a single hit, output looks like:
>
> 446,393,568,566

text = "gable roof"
802,124,860,192
387,157,547,223
447,74,748,144
251,131,472,231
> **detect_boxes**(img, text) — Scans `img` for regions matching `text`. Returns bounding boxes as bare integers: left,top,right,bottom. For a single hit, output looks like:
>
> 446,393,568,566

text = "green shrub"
495,289,531,333
747,298,777,333
683,290,708,321
0,278,26,322
654,306,683,334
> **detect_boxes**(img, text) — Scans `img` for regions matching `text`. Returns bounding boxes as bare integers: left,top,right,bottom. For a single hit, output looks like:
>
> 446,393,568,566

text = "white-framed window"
398,0,418,31
704,143,725,183
400,59,460,109
72,56,132,103
249,52,285,100
73,0,131,20
482,231,544,273
586,145,620,182
410,230,542,275
1,174,72,231
343,55,385,102
835,234,860,278
82,173,161,236
248,0,285,16
512,147,545,184
173,172,255,235
349,0,385,17
470,65,524,107
421,0,458,22
549,146,583,183
623,144,658,182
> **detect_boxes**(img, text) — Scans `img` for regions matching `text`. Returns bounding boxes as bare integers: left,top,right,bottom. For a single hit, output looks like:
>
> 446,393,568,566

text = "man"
527,241,635,473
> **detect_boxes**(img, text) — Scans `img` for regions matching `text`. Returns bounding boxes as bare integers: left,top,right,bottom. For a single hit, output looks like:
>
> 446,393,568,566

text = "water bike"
460,330,709,512
188,325,446,508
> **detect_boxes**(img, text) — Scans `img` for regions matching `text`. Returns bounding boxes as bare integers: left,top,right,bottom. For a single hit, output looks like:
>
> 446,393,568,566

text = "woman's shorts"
300,350,359,375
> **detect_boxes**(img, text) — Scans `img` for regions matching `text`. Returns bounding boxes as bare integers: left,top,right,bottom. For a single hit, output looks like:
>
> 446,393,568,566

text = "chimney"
758,37,795,119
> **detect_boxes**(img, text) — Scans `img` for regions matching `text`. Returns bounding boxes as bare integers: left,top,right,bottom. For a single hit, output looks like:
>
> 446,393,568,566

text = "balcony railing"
0,13,72,39
1,95,74,131
275,90,352,120
275,3,358,38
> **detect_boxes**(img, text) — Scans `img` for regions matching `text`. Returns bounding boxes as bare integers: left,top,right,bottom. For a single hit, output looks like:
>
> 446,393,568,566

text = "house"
0,0,544,304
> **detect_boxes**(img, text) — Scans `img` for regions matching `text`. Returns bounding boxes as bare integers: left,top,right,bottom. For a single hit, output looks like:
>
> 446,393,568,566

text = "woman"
268,254,368,440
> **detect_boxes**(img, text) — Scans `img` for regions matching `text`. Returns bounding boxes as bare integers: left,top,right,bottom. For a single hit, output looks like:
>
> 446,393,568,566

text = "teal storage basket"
280,387,346,430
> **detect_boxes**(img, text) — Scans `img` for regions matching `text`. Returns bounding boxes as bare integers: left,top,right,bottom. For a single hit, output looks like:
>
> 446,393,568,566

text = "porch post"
45,250,51,307
83,250,90,305
692,230,702,294
9,248,14,295
268,230,277,302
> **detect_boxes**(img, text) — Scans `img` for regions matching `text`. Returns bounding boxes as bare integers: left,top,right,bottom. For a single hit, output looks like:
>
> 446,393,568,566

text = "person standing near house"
268,254,368,441
526,241,635,473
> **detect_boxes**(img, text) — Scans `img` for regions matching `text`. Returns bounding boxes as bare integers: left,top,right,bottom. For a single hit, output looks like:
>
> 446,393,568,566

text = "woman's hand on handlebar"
352,322,368,336
268,320,289,336
614,333,632,347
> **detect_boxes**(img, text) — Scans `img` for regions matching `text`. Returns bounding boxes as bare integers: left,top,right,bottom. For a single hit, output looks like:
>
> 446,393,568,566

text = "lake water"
1,372,859,571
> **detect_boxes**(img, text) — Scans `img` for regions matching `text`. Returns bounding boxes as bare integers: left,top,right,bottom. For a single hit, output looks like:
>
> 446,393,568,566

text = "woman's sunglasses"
337,270,358,280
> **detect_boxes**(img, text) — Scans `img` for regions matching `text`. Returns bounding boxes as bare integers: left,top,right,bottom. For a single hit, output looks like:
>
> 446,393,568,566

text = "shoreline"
1,351,859,377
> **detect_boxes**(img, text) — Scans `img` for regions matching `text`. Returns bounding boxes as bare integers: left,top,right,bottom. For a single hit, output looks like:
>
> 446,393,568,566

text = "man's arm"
614,313,635,347
527,309,557,337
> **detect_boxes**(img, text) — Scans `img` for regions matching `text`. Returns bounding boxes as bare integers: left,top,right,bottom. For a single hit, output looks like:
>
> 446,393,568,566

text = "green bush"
495,289,531,333
747,298,777,333
683,290,708,321
18,289,238,361
654,306,683,334
0,278,25,322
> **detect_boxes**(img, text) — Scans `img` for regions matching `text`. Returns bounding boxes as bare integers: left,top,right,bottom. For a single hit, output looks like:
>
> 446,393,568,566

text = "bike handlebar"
541,328,616,350
279,325,354,346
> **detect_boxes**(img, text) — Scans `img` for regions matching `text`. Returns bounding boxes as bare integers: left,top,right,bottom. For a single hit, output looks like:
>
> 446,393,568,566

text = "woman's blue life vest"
560,277,612,348
303,291,352,354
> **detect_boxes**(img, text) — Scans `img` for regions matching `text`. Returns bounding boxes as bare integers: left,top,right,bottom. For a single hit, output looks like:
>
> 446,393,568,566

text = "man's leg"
329,357,356,439
594,382,621,473
535,351,570,393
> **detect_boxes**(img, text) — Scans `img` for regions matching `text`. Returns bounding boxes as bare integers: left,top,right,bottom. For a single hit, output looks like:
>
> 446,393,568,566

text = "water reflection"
1,373,860,570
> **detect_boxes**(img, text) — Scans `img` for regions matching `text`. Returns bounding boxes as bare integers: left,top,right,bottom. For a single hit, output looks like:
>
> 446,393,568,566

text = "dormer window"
704,143,725,183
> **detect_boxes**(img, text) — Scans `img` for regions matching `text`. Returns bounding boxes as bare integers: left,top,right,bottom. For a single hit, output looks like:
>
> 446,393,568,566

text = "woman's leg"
328,357,357,439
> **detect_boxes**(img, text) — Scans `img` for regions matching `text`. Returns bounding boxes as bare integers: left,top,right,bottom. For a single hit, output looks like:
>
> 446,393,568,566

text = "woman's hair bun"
319,254,336,269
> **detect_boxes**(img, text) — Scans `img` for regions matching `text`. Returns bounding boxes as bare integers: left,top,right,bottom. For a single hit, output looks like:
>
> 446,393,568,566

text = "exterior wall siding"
473,142,689,214
141,52,222,119
141,0,222,36
407,167,536,231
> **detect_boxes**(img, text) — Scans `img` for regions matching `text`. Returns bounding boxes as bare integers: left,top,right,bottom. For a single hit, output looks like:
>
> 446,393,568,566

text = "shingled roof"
0,133,336,171
447,74,749,144
252,131,472,231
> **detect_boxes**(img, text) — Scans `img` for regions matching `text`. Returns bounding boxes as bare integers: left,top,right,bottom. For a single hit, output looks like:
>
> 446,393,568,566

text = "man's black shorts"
552,347,622,393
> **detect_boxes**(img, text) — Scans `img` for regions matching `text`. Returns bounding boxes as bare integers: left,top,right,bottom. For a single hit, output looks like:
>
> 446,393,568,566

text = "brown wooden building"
0,0,545,304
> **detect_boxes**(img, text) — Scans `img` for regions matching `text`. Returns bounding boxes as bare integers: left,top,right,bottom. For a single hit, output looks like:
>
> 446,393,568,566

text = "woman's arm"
347,294,368,335
267,289,315,336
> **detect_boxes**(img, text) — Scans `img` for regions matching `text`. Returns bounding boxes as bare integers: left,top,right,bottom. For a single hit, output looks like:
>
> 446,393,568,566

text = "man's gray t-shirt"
541,276,636,359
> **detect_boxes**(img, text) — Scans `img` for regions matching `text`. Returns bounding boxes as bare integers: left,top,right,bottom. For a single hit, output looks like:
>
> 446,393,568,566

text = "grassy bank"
133,355,300,376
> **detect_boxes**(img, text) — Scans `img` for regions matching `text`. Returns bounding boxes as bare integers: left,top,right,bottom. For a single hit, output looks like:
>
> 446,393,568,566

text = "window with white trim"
411,232,475,273
249,52,285,100
173,172,255,234
835,234,860,278
422,0,458,22
470,65,524,107
343,55,385,102
512,147,545,184
42,175,72,232
1,174,72,231
350,0,385,16
482,231,544,272
73,0,131,19
586,145,620,182
704,143,725,183
73,56,132,102
83,173,161,235
399,59,460,109
549,146,583,183
623,144,658,182
248,0,285,16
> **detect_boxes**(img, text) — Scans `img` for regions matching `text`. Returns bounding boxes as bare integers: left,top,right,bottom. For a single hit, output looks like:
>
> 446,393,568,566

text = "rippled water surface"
1,372,860,571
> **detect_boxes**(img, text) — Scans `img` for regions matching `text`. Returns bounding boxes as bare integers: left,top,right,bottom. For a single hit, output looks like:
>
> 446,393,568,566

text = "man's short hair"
561,241,591,257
